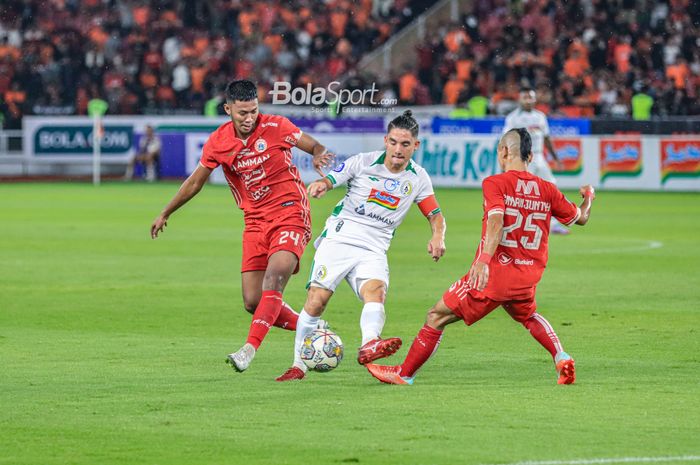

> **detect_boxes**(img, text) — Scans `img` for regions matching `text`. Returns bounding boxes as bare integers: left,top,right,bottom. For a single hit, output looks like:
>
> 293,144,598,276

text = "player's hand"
467,262,489,292
428,236,446,262
151,214,168,239
312,150,335,177
307,180,329,198
580,184,595,200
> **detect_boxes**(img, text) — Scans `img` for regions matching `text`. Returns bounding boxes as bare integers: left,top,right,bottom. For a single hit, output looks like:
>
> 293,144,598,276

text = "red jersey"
476,170,580,301
200,114,310,222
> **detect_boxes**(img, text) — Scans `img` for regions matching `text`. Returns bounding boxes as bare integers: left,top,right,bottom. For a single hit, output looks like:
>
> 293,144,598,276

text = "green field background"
1,182,699,465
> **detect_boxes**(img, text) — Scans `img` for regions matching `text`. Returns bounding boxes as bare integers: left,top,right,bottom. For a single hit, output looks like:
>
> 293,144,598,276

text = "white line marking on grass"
480,455,700,465
558,240,664,255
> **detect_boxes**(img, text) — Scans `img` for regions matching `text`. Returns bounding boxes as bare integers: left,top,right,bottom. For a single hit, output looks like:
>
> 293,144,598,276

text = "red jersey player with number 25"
366,128,595,386
150,80,334,373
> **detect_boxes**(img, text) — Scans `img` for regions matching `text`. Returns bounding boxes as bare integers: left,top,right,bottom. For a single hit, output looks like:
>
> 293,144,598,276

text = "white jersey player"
503,88,569,234
276,110,447,382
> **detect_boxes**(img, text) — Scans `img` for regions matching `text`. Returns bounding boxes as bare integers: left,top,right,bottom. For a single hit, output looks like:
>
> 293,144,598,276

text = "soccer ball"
300,329,344,372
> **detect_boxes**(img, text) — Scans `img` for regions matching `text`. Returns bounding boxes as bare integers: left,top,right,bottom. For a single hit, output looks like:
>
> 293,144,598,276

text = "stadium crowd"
0,0,698,127
397,0,700,117
0,0,425,127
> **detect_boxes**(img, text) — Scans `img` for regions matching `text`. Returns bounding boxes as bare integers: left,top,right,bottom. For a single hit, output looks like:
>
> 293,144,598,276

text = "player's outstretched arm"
296,133,335,177
467,213,504,291
427,212,446,262
307,178,332,199
575,185,595,226
151,164,212,239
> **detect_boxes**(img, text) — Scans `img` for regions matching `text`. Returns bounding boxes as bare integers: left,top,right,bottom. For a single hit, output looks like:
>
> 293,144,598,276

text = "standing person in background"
125,125,161,182
150,80,334,372
503,88,569,234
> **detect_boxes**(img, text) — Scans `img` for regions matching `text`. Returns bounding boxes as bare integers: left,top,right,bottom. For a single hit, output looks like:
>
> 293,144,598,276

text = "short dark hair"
520,86,534,94
387,110,419,137
225,80,258,102
511,128,532,161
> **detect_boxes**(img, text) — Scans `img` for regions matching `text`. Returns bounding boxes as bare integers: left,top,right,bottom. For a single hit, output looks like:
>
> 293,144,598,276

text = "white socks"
360,302,385,345
293,309,319,371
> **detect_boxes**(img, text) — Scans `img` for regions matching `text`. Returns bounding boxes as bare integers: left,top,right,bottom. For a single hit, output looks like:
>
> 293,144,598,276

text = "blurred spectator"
0,0,419,123
125,125,161,182
391,0,699,116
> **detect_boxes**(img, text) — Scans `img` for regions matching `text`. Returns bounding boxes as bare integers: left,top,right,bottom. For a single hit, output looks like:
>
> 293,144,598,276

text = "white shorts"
307,238,389,299
528,153,556,183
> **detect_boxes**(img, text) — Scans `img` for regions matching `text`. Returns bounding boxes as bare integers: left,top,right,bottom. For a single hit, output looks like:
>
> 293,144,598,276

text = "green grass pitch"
1,182,699,465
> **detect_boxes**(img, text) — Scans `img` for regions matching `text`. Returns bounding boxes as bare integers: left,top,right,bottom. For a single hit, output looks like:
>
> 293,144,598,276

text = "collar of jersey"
371,151,417,174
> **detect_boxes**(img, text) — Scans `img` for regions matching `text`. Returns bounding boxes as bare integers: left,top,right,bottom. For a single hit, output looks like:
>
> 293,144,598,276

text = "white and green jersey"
318,150,437,254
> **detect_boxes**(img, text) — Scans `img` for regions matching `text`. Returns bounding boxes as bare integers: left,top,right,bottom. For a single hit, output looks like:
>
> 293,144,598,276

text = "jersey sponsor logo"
333,162,345,173
235,153,270,170
366,212,395,225
367,188,400,210
281,200,295,207
497,252,513,265
283,131,302,146
400,181,412,196
355,204,366,215
315,265,328,280
241,166,266,188
254,138,268,153
384,179,399,191
261,122,279,128
249,186,271,201
515,258,534,266
515,179,541,197
237,148,255,157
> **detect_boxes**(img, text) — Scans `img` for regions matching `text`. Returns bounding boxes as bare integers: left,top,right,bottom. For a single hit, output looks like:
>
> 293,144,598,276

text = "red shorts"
442,276,537,325
241,217,311,274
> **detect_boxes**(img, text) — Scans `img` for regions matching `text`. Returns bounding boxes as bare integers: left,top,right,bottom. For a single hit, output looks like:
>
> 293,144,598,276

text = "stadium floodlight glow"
269,81,382,106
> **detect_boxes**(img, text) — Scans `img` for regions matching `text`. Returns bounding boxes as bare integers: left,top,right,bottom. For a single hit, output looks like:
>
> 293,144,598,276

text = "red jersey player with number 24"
150,80,334,373
366,128,595,385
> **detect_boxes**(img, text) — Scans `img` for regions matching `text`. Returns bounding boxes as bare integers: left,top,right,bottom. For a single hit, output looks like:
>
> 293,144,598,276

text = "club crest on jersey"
367,188,400,210
254,138,268,153
384,179,399,192
355,204,366,215
400,181,412,196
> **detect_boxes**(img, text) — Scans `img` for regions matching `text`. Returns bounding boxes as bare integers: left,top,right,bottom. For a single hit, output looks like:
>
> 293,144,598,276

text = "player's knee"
262,272,290,292
243,298,258,314
361,282,386,303
425,303,455,329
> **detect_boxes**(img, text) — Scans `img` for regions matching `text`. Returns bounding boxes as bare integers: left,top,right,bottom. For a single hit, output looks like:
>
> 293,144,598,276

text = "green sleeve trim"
326,174,337,185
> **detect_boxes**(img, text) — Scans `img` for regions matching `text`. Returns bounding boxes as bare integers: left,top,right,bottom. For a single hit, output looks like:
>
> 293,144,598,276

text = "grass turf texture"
1,182,698,465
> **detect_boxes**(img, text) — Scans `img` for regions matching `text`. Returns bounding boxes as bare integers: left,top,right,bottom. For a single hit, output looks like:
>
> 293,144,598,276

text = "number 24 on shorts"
278,230,301,246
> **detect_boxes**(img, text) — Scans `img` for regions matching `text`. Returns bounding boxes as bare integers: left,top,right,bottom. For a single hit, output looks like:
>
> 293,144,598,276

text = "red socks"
273,301,299,330
400,324,443,378
246,290,283,349
523,313,562,359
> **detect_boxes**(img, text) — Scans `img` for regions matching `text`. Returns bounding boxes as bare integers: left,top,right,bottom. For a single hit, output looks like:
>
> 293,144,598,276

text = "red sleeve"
482,177,504,217
550,187,580,226
200,133,221,169
278,117,302,149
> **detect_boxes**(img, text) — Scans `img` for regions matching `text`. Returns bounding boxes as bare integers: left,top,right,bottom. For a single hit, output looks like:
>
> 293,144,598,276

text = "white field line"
557,240,664,255
480,455,700,465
